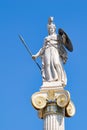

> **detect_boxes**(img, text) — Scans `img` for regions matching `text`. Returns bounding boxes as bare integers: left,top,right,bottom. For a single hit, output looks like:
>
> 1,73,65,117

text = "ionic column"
31,89,75,130
43,103,65,130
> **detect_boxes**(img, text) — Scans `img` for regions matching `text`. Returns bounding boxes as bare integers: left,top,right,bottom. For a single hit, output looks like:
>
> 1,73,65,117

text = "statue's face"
48,27,55,35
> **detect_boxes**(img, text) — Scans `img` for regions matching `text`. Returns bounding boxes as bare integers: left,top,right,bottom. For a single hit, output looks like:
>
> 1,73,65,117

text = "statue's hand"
32,55,36,60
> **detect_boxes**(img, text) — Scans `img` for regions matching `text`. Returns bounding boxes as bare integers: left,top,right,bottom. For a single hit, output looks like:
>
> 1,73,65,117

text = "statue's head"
47,17,56,35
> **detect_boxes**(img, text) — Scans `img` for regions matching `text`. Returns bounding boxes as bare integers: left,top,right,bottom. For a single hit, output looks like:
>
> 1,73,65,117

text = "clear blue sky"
0,0,87,130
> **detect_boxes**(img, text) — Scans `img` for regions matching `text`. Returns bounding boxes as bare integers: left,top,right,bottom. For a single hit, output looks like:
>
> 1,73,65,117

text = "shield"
58,28,73,52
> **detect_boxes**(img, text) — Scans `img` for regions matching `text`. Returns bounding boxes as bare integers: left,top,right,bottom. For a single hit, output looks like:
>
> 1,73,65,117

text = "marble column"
32,90,75,130
43,103,65,130
44,114,64,130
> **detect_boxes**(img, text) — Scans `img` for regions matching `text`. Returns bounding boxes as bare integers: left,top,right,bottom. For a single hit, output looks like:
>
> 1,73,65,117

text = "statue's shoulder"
44,35,50,43
44,35,50,40
44,34,57,42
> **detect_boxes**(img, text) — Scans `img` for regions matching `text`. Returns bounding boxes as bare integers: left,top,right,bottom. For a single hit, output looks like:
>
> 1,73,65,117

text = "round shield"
58,28,73,52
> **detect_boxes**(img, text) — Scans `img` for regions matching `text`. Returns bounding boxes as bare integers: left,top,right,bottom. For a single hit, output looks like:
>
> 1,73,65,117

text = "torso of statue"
44,34,58,48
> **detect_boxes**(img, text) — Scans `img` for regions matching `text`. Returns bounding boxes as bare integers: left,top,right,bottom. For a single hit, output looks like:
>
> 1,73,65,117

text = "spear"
18,34,41,71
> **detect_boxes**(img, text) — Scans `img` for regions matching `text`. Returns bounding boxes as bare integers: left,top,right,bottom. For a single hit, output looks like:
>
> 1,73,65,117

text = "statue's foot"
47,79,54,82
47,78,58,82
54,78,58,81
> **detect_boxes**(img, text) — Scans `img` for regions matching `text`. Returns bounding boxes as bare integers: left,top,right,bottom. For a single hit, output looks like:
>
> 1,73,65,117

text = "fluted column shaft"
44,114,64,130
43,103,65,130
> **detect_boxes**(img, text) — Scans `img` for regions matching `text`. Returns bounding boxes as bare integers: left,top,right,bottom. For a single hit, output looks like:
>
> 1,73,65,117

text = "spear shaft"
19,34,41,71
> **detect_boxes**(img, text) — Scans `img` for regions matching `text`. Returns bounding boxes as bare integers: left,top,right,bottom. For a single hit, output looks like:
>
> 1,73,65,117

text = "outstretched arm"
32,48,42,59
32,45,46,60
